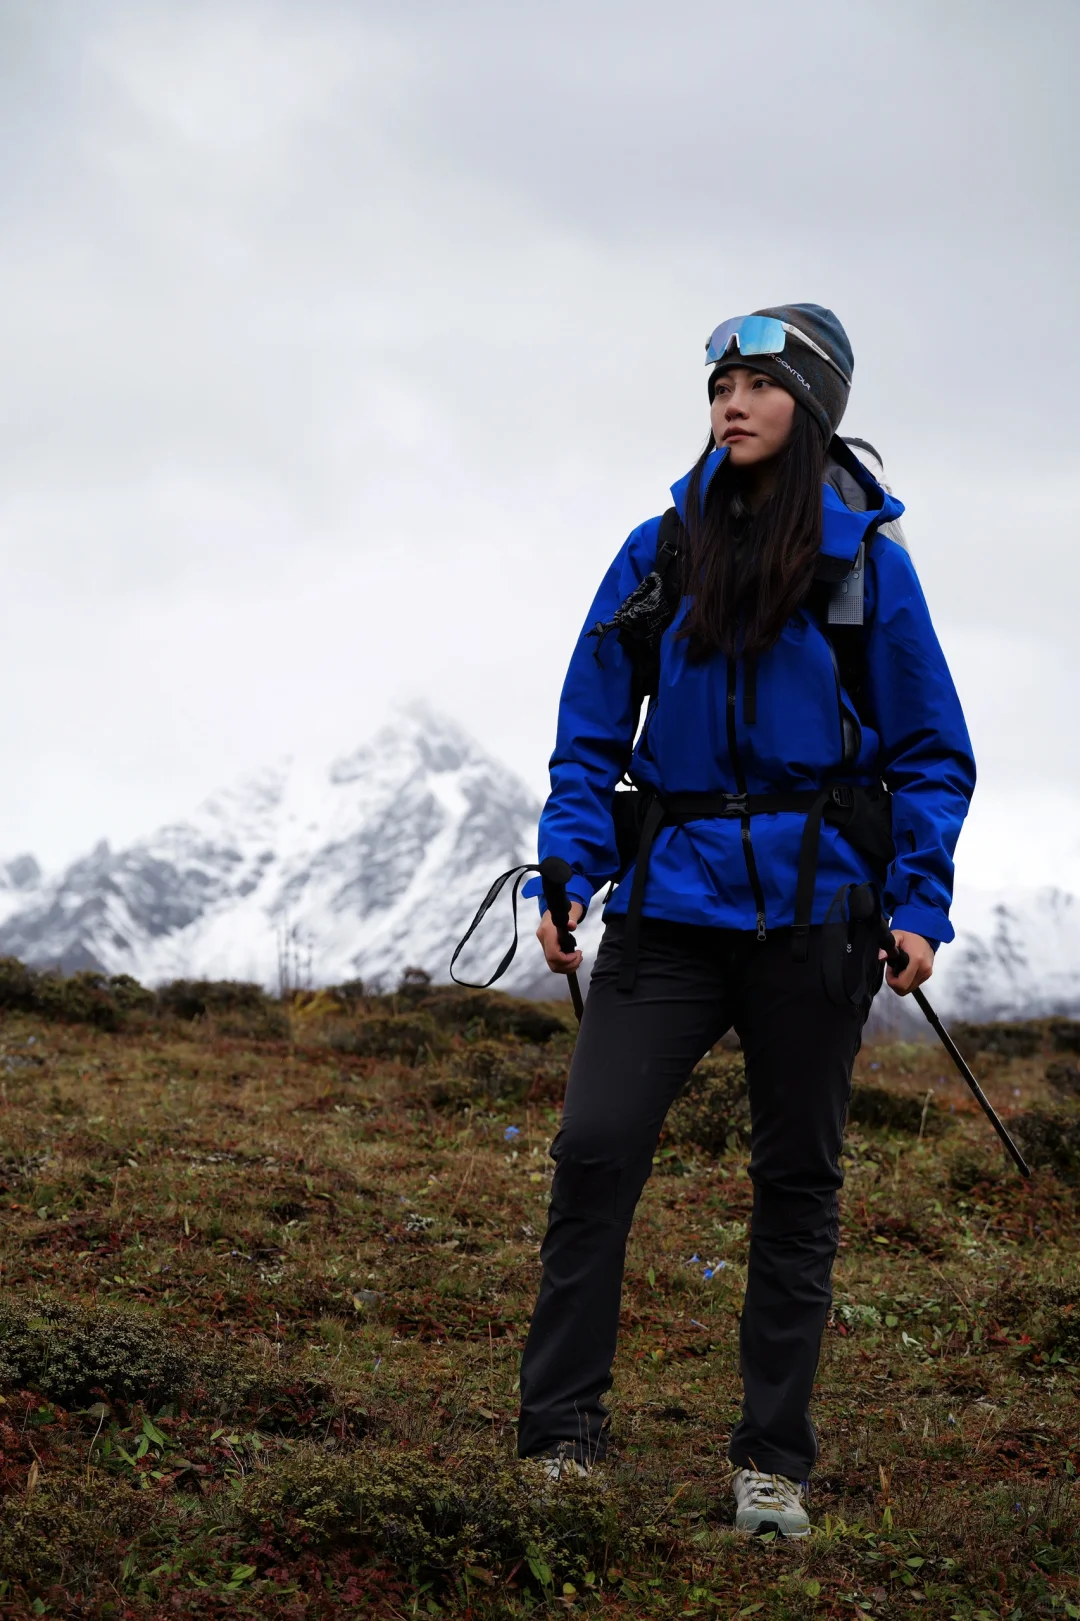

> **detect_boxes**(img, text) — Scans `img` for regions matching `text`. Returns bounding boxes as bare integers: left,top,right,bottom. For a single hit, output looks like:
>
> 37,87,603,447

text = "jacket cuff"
522,874,593,918
889,904,951,948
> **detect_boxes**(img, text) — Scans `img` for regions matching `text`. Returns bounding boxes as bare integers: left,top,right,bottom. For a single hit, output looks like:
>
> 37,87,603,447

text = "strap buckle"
830,784,855,813
723,793,748,817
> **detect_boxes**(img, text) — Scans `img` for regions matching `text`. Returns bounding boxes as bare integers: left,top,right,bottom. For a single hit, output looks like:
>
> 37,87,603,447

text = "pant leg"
728,920,881,1481
517,918,732,1462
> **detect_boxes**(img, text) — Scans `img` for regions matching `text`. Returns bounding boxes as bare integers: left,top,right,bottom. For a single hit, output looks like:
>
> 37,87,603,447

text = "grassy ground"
0,971,1078,1619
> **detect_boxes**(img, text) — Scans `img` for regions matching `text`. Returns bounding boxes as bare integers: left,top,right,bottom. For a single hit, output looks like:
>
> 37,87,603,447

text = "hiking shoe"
731,1468,810,1538
522,1443,601,1487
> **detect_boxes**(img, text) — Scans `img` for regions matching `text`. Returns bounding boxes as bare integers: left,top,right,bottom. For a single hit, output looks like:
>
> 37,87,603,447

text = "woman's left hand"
879,931,935,996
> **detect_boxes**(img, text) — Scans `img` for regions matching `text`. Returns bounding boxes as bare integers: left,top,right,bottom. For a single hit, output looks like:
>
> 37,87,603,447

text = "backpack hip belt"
615,779,894,993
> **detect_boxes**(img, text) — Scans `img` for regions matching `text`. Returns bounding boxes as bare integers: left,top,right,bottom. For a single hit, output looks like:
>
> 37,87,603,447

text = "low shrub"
239,1442,645,1590
989,1281,1080,1365
329,1012,446,1065
415,1040,569,1111
1049,1019,1080,1054
1041,1292,1080,1362
1046,1058,1080,1096
155,978,289,1038
848,1082,946,1136
0,1297,190,1408
0,955,35,1011
0,959,274,1033
0,960,132,1031
946,1143,1006,1193
1012,1110,1080,1183
0,1296,322,1421
952,1021,1042,1061
395,984,569,1044
0,1474,151,1596
666,1054,749,1157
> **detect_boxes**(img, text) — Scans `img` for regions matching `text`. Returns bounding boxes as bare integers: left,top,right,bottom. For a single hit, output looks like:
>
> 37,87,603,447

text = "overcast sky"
1,0,1078,891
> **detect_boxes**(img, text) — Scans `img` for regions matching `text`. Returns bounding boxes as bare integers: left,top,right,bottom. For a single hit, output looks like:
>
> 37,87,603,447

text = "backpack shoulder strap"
633,507,683,712
586,506,685,733
814,516,891,730
655,505,681,579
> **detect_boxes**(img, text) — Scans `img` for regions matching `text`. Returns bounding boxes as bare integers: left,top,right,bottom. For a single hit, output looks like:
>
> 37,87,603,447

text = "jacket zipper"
726,658,768,940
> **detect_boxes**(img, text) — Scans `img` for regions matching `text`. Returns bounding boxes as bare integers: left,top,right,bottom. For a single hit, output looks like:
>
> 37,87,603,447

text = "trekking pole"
876,919,1031,1178
539,856,585,1023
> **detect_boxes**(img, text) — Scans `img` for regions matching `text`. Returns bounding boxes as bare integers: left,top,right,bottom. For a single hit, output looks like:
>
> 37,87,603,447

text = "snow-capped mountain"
0,853,44,925
0,705,552,996
0,704,1076,1019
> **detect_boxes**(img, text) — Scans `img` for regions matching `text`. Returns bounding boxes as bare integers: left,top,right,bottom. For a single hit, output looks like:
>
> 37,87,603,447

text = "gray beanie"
709,303,853,441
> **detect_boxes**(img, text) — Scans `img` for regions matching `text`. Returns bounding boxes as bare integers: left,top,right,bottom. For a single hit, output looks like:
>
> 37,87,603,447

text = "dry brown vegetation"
0,964,1077,1618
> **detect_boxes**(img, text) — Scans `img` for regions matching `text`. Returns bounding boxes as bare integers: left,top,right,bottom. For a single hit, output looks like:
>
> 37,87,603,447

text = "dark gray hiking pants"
517,913,881,1480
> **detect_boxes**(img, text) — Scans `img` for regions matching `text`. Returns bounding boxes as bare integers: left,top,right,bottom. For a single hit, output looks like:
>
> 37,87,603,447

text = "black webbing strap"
821,882,878,1007
743,656,758,725
616,794,667,993
616,787,822,993
791,789,832,963
664,790,819,821
449,863,542,989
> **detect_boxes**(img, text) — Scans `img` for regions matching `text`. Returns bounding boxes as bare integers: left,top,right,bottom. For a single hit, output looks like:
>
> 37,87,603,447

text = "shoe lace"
738,1469,802,1509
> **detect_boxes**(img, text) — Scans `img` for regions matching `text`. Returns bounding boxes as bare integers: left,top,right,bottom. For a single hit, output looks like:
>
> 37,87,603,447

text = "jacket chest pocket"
746,627,847,776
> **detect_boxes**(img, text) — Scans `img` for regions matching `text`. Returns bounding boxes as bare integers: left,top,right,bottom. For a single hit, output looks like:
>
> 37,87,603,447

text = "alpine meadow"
0,964,1077,1617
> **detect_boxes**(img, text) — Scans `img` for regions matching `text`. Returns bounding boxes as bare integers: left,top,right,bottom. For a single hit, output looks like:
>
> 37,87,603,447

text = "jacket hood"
668,443,905,570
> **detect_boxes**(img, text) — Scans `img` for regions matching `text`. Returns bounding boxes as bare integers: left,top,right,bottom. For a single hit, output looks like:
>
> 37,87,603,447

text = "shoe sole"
735,1512,810,1539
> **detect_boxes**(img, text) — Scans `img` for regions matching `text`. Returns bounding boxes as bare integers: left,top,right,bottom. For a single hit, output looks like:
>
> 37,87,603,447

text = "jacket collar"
669,445,905,569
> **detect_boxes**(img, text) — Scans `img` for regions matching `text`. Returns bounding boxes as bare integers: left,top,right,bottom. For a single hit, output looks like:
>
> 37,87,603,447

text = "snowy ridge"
0,705,547,995
0,705,1078,1018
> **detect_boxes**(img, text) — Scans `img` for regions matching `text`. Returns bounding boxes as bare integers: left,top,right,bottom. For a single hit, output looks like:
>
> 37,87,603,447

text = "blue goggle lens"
704,314,787,366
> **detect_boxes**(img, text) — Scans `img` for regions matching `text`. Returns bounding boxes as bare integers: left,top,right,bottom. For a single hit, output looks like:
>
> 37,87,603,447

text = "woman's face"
709,366,797,467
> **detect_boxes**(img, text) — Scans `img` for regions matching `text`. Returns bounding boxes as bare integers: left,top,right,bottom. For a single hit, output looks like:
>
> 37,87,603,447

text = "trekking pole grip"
877,919,909,976
539,856,578,953
539,856,584,1023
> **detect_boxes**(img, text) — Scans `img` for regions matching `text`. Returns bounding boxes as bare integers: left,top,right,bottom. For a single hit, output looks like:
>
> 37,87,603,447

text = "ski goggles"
704,315,851,385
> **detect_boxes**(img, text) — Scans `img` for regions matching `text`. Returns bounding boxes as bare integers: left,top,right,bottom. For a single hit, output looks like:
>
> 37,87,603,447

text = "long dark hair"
679,407,826,661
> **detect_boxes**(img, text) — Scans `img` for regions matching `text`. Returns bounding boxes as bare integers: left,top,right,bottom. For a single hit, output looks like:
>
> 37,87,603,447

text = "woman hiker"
516,304,976,1536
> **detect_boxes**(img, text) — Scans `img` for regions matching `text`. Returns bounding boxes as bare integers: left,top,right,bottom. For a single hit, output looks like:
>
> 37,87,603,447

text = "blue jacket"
532,449,975,947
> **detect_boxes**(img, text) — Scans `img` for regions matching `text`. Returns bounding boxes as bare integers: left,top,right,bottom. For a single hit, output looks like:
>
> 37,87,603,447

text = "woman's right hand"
537,903,585,974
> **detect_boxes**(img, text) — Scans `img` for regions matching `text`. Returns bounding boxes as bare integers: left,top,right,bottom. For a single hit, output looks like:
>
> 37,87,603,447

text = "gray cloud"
0,0,1076,883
